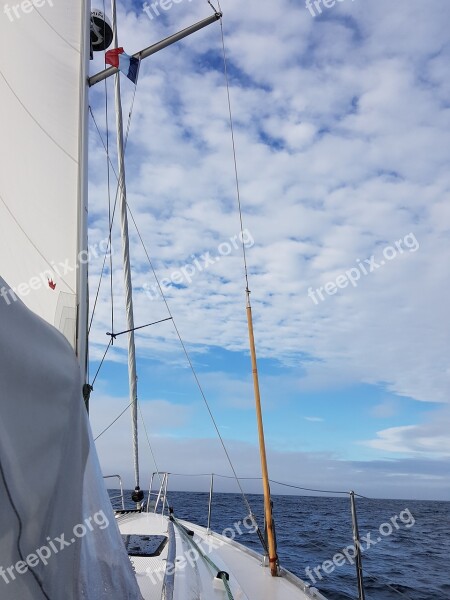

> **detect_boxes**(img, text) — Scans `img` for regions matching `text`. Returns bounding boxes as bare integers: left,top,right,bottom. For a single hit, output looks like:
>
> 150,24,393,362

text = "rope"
223,575,234,600
171,516,235,600
0,456,51,600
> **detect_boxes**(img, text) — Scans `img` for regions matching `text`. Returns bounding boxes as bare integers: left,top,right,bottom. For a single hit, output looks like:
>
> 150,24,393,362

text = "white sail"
0,0,87,348
0,3,143,599
0,276,143,599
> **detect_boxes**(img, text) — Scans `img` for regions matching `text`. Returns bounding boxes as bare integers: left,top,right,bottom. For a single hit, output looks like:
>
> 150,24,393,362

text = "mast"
89,4,222,507
110,0,142,506
77,0,92,406
246,289,279,576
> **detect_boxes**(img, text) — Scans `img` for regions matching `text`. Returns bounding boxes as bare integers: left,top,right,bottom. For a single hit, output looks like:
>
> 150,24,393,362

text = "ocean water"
112,491,449,600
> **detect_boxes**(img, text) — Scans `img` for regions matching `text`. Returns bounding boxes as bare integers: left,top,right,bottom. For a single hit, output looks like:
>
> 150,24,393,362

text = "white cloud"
85,0,450,498
92,401,449,500
88,0,450,407
363,406,450,457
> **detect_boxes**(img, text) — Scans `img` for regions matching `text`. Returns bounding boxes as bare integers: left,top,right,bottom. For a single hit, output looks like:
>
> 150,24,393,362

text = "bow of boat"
116,511,328,600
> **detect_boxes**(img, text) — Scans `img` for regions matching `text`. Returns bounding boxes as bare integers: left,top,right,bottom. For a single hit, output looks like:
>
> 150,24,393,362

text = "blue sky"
87,0,450,500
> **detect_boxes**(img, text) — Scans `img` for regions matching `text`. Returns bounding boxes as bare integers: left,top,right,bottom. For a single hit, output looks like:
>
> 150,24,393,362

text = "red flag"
105,47,123,69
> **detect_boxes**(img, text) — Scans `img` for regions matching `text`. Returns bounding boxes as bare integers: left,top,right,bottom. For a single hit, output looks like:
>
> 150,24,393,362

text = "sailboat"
0,1,332,598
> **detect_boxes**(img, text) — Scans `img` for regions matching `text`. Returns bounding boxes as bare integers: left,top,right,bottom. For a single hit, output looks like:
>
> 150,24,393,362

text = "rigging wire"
87,77,139,337
94,398,134,441
213,0,376,537
88,33,262,548
137,400,172,511
166,474,409,599
87,232,114,335
269,479,369,499
102,0,115,348
166,473,410,599
125,203,263,538
90,338,113,388
213,8,383,566
88,18,416,600
88,69,172,501
216,1,249,293
92,389,169,518
87,106,119,336
168,472,369,498
107,317,173,339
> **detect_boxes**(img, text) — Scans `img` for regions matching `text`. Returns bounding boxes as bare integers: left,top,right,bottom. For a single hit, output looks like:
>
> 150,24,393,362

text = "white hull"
116,511,327,600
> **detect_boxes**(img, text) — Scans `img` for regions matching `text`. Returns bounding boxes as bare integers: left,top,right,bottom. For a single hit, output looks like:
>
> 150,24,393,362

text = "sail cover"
0,277,143,599
0,0,87,349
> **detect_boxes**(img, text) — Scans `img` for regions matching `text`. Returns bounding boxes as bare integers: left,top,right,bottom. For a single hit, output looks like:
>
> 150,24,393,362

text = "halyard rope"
171,516,235,600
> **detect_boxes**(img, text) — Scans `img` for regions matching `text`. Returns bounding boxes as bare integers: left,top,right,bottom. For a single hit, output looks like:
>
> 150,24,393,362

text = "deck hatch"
121,534,167,557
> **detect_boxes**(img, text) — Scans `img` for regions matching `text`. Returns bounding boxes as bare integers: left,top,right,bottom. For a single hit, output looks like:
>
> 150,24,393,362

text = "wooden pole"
246,292,278,576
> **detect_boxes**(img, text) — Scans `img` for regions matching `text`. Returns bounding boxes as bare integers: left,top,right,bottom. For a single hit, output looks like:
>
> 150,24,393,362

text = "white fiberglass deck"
116,511,327,600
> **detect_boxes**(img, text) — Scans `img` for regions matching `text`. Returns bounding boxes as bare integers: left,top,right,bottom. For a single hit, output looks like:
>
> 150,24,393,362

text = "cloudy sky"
87,0,450,500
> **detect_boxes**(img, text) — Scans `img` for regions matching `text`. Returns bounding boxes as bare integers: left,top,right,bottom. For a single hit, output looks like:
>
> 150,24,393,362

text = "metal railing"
350,491,365,600
149,472,367,600
102,470,367,599
207,473,214,532
103,474,125,510
146,471,169,515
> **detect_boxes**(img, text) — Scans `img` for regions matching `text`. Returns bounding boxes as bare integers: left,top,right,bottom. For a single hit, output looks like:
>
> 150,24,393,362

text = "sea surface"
111,491,449,600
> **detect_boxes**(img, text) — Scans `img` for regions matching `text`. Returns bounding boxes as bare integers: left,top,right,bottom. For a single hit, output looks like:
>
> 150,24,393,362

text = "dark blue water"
111,491,449,600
